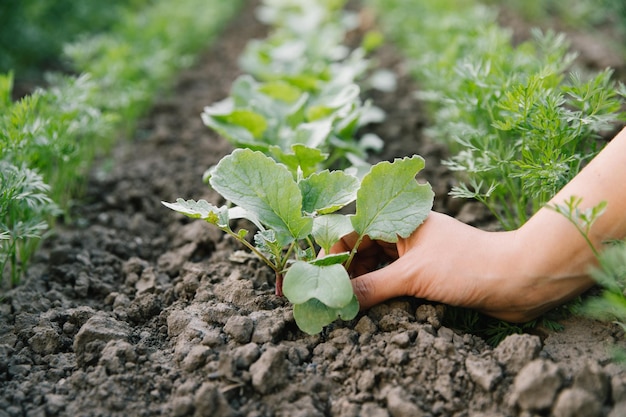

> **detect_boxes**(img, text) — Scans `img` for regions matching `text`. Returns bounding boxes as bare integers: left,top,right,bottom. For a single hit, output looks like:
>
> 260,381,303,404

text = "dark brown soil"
1,2,625,417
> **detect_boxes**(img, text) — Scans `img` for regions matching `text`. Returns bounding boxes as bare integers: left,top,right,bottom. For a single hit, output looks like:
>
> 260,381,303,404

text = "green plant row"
365,0,626,231
484,0,626,45
164,0,435,334
0,0,245,287
0,0,152,78
201,0,387,175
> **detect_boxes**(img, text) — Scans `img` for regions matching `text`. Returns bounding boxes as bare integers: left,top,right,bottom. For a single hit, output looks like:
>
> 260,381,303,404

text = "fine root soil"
2,2,626,417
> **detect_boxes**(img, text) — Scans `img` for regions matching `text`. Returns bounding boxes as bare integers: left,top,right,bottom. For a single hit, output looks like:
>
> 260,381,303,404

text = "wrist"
485,213,596,322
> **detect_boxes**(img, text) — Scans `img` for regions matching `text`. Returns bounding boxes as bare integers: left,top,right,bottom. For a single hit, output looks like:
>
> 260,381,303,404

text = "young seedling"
201,75,382,173
549,196,626,332
163,147,434,334
0,162,60,286
548,195,607,258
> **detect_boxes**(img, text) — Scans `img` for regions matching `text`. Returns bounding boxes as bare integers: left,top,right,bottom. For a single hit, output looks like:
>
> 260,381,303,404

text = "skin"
330,126,626,323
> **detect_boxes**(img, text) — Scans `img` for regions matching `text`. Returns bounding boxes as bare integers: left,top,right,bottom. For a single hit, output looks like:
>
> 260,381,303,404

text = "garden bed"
1,1,625,416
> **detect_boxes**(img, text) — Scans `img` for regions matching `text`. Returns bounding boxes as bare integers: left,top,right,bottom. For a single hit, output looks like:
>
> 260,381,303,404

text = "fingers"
328,231,361,254
350,258,413,310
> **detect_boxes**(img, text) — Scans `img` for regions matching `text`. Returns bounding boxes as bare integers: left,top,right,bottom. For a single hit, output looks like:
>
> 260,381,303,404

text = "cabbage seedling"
163,148,434,334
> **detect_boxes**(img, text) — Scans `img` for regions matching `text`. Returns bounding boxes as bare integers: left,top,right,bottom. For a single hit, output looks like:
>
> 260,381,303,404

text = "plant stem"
275,271,284,297
344,234,365,273
222,227,280,273
305,235,317,259
572,221,601,259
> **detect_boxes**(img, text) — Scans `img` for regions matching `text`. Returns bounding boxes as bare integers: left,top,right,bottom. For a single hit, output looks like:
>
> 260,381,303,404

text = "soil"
2,2,626,417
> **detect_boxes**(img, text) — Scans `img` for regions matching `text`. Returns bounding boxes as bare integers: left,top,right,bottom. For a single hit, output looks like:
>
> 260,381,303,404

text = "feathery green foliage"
1,0,244,287
366,0,626,230
0,162,61,286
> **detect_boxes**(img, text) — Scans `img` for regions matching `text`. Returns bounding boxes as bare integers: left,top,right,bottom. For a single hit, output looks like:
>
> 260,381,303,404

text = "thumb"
351,259,413,310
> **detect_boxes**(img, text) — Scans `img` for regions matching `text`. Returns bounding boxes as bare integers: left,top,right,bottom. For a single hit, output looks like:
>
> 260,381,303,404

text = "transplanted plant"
163,148,434,334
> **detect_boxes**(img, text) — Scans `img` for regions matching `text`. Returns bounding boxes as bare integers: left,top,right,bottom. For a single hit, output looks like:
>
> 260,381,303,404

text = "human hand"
329,232,398,278
328,128,626,322
330,211,595,322
329,211,494,312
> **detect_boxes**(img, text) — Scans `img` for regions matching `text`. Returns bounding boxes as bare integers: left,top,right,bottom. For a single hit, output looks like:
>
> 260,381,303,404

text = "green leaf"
161,198,229,226
293,295,359,334
306,84,361,121
312,214,354,254
352,155,434,242
311,252,350,266
202,104,265,147
362,30,385,53
284,74,321,91
202,113,256,147
224,109,268,139
258,80,303,103
300,170,359,215
283,261,353,308
269,144,328,178
209,149,313,244
293,119,333,149
162,199,265,231
254,229,283,262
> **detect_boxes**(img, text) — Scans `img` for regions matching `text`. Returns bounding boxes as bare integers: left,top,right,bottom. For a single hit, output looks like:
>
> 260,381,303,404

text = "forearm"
501,126,626,319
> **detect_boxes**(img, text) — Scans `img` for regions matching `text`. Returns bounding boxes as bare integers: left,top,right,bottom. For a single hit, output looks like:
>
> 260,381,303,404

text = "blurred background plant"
366,0,626,231
0,0,150,94
0,0,243,288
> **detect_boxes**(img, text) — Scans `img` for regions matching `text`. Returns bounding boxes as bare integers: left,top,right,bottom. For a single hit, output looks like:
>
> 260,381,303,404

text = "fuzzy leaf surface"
300,170,359,215
269,144,327,178
292,295,359,335
209,149,313,244
312,214,353,253
283,261,353,308
352,155,434,242
161,199,228,227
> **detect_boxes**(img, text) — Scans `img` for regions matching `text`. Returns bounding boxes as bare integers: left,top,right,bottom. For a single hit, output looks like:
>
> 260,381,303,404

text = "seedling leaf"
283,261,353,308
258,80,303,102
293,119,333,149
312,214,354,253
224,110,268,139
202,100,268,145
269,144,328,178
306,84,361,120
292,295,359,335
352,155,434,242
162,198,266,231
311,252,350,266
300,170,359,215
161,198,228,226
209,149,313,245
